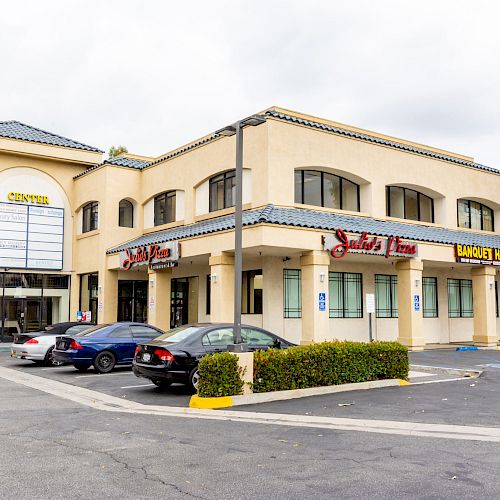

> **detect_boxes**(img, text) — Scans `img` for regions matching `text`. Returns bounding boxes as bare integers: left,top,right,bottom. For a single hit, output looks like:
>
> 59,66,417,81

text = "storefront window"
448,279,473,318
154,191,176,225
294,170,360,211
375,275,398,318
119,199,134,227
386,187,434,222
329,272,362,318
117,280,147,323
242,270,263,314
283,269,301,318
79,273,98,321
422,277,438,318
209,170,236,212
82,201,98,233
457,199,494,231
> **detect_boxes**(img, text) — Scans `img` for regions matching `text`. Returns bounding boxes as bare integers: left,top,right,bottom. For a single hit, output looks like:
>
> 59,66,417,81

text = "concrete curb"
410,364,482,378
190,378,407,409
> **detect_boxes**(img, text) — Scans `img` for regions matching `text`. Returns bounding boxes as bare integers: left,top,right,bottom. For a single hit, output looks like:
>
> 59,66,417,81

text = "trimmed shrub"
197,352,245,397
252,341,408,393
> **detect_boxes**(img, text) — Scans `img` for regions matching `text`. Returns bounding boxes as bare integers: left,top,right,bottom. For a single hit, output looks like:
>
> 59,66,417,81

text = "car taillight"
25,338,38,345
135,346,141,356
153,348,174,362
69,340,83,350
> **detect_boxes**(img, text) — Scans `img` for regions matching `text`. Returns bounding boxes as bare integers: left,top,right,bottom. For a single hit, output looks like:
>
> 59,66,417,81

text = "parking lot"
0,351,194,407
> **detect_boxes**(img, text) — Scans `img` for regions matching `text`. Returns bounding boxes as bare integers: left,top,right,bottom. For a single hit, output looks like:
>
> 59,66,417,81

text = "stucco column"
147,268,172,331
395,259,425,351
262,256,284,337
69,272,80,321
300,250,330,345
472,267,498,346
209,253,234,323
98,269,118,324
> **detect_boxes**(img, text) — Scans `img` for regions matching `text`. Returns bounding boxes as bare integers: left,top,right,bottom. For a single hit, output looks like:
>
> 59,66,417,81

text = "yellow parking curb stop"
189,394,233,409
399,379,411,386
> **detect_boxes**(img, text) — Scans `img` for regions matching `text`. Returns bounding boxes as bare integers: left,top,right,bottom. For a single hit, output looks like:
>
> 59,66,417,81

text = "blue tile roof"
107,205,500,254
265,110,500,174
0,120,103,152
73,155,149,179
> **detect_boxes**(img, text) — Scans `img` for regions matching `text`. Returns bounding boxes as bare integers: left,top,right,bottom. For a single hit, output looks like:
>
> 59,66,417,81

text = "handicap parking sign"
414,294,420,312
319,292,326,301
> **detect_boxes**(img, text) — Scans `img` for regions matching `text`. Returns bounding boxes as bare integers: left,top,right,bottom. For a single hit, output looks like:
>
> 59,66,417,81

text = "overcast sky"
2,1,499,166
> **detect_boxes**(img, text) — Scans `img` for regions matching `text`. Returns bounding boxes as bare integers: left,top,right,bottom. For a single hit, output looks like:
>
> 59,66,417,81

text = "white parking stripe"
75,372,134,379
1,365,500,443
120,383,155,389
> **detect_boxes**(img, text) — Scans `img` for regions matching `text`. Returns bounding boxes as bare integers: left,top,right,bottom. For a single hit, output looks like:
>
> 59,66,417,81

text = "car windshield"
73,324,111,337
154,326,203,343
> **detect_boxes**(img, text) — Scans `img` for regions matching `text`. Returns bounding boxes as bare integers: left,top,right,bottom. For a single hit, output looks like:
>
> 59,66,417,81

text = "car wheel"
44,347,63,367
189,367,200,391
93,351,116,374
152,379,171,389
74,364,90,372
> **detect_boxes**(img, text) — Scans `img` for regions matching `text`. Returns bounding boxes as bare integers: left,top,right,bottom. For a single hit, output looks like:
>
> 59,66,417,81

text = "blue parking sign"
319,301,326,311
319,292,326,301
414,294,420,312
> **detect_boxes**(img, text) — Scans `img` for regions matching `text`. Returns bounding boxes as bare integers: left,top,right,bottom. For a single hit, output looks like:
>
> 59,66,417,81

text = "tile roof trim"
106,205,500,255
265,110,500,174
0,120,103,153
73,156,149,179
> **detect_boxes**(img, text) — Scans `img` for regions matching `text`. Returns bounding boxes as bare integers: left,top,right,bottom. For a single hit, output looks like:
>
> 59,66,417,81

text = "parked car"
10,322,95,366
53,322,165,373
132,323,295,390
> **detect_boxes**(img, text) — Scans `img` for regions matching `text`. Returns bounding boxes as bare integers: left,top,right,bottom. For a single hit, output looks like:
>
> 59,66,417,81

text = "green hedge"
197,352,245,397
253,341,408,393
196,341,408,397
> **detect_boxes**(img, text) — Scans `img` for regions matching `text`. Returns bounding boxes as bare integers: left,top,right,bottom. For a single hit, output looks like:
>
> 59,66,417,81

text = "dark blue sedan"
53,322,165,373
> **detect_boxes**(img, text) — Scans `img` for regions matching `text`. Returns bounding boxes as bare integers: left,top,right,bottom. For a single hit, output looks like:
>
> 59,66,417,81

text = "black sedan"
12,321,95,345
133,323,295,390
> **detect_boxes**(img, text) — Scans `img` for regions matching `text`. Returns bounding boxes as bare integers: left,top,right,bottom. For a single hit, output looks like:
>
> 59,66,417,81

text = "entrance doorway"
170,277,199,328
117,280,148,323
1,297,53,341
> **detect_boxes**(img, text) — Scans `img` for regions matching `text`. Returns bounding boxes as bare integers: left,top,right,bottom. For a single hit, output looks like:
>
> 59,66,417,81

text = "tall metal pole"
232,122,244,346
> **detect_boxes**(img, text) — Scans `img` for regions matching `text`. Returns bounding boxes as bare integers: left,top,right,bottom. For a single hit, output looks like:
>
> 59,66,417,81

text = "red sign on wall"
323,229,418,259
120,242,180,270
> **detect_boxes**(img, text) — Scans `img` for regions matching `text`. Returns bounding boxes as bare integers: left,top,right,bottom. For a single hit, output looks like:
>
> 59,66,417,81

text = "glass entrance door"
1,298,47,341
171,279,189,328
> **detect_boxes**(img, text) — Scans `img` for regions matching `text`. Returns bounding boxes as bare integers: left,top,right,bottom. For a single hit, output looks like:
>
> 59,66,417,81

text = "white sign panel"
366,293,376,314
0,202,64,269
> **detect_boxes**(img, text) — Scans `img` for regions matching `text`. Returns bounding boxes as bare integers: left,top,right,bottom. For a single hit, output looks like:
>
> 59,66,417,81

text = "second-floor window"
294,170,360,211
209,170,236,212
154,191,176,226
82,202,98,233
118,199,133,228
386,186,434,223
457,199,494,231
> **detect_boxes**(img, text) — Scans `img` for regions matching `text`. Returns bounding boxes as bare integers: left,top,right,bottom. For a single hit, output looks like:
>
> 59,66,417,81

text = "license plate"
142,353,151,362
11,351,16,357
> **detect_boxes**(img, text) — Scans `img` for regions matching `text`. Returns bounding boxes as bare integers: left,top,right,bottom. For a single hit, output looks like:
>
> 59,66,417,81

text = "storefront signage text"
120,242,180,270
455,243,500,266
323,229,418,259
8,192,49,204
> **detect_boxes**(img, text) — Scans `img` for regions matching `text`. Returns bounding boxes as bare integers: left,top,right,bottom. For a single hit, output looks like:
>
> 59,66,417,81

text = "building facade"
1,108,500,350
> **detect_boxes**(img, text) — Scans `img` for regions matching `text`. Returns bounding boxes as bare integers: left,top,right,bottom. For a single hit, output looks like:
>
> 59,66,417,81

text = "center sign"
120,242,180,270
323,229,418,259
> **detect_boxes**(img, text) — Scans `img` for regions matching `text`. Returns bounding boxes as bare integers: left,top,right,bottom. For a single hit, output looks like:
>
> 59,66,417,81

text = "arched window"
294,170,360,211
386,186,434,223
457,199,494,231
154,191,176,226
82,201,98,233
209,170,236,212
118,199,134,228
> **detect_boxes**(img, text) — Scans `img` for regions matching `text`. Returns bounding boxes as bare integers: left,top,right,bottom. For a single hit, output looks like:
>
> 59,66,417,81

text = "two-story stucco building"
1,107,500,350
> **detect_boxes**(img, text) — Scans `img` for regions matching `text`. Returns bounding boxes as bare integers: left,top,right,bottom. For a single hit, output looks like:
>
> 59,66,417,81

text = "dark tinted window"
209,171,236,212
108,326,132,338
65,324,94,335
241,328,275,346
154,191,176,226
119,199,134,228
75,325,111,337
82,202,98,233
386,186,434,222
202,328,234,346
130,325,160,339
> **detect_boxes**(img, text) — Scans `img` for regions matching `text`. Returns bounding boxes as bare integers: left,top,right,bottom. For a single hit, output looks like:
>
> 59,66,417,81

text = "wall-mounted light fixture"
319,272,325,283
211,273,217,283
489,282,494,290
415,279,420,288
149,279,155,288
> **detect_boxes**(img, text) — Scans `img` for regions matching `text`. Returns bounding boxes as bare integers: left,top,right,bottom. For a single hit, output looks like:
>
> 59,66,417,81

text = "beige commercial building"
1,107,500,350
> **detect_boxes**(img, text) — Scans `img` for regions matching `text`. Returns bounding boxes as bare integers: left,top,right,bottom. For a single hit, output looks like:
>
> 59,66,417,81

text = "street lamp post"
1,268,8,342
216,115,266,352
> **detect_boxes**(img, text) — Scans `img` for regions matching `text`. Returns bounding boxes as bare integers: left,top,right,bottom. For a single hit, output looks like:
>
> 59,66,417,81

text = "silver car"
11,322,94,366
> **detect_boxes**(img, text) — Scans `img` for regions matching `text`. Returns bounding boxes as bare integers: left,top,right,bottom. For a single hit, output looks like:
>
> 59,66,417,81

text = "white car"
10,322,94,366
